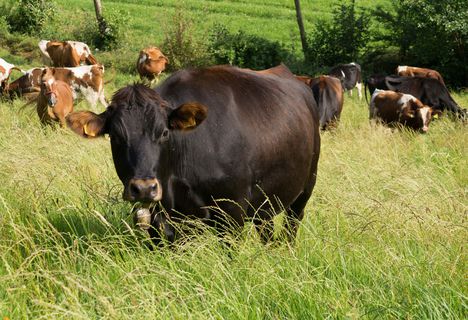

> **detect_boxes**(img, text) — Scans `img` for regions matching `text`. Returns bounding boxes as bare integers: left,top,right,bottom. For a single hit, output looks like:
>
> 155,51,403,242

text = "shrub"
209,24,290,70
4,0,56,35
305,0,370,68
161,9,213,71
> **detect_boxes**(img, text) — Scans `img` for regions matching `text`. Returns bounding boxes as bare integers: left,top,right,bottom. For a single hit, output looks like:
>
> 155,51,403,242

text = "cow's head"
40,68,58,106
66,84,207,203
401,99,441,133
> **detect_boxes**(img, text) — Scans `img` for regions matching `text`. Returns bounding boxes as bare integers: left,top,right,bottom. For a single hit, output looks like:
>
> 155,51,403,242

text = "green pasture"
0,0,467,318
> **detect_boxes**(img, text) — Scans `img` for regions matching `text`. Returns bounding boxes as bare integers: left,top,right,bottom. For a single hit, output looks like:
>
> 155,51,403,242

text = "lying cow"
6,67,44,98
39,40,98,67
396,66,445,85
329,62,362,99
370,89,441,133
41,65,107,110
37,79,73,127
136,47,168,84
67,65,320,245
0,58,24,94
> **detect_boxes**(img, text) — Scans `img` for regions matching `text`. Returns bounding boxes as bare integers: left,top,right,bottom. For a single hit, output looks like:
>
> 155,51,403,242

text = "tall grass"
0,92,466,318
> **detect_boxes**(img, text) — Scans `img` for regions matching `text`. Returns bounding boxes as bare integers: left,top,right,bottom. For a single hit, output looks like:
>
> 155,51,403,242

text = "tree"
93,0,108,39
294,0,308,58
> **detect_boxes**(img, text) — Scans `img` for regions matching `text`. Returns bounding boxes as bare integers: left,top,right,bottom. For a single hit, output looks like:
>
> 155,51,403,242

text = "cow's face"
40,68,58,106
66,84,207,204
401,101,441,133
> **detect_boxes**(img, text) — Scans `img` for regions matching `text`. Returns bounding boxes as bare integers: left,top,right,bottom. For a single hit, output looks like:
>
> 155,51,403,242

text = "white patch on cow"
397,66,407,74
81,85,100,111
369,89,384,119
38,40,50,58
419,106,431,131
398,93,417,107
0,58,16,81
356,82,362,99
47,78,55,86
341,70,346,78
65,65,93,79
138,54,147,65
67,41,91,58
350,62,356,66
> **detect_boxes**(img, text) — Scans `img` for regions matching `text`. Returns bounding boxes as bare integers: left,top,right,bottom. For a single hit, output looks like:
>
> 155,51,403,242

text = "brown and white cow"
369,89,441,133
37,79,74,127
39,40,98,67
136,47,168,84
396,66,445,86
41,65,107,110
0,58,24,94
6,67,44,98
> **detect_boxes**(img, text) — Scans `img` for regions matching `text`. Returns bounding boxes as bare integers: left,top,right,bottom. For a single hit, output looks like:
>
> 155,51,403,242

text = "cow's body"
136,47,168,84
309,75,344,129
328,62,362,99
67,65,321,244
6,68,44,98
0,58,24,94
37,80,73,127
370,89,440,132
39,40,97,67
397,66,445,85
41,65,107,110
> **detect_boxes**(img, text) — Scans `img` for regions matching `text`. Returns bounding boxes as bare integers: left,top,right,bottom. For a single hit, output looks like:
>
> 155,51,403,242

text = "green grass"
0,0,467,318
0,93,466,318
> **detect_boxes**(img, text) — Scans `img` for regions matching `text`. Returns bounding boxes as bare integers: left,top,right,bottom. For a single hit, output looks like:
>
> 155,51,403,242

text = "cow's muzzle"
124,178,162,202
45,92,57,107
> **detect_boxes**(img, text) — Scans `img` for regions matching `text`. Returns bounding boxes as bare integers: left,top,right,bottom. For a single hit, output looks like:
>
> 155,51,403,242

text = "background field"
1,0,467,319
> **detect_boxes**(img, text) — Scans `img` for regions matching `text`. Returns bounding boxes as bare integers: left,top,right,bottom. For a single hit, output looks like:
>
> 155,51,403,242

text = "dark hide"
67,65,321,244
328,63,362,91
309,75,344,129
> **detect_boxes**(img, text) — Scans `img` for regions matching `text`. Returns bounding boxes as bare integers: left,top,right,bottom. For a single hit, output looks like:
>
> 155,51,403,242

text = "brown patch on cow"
397,66,445,86
169,102,208,131
37,80,74,127
137,47,168,82
294,75,312,86
46,41,82,67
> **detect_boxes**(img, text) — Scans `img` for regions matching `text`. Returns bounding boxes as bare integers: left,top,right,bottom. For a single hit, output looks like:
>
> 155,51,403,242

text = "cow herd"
0,39,465,246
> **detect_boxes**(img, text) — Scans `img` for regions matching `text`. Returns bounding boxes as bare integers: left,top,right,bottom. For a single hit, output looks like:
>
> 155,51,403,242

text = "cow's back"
156,66,320,216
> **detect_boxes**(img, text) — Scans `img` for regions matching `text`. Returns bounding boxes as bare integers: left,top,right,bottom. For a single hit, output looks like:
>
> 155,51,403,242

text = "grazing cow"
136,47,168,84
0,58,24,94
67,65,320,245
41,65,107,110
6,67,44,98
370,89,441,133
309,75,344,130
39,40,98,67
365,75,465,118
396,66,445,85
37,79,73,127
328,62,362,99
385,76,465,117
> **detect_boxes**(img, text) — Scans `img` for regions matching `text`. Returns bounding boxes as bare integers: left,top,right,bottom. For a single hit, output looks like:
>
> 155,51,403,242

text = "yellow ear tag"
84,123,96,137
433,114,439,119
408,113,415,118
184,117,196,129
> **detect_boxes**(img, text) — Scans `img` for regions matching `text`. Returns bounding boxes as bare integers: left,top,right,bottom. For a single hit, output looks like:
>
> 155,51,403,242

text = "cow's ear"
168,102,207,131
402,106,416,118
66,111,108,138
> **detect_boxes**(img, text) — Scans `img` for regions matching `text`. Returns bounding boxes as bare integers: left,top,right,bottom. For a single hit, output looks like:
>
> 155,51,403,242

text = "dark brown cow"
67,65,320,245
37,80,73,127
370,89,441,133
136,47,168,84
396,66,445,85
39,40,98,67
309,75,344,130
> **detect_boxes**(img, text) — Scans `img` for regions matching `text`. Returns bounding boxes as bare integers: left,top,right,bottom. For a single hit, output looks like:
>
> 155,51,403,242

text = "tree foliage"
3,0,56,35
372,0,467,87
306,0,370,68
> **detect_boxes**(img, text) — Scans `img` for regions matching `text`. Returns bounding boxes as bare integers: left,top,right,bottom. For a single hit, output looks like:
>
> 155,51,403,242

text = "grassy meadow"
1,0,467,319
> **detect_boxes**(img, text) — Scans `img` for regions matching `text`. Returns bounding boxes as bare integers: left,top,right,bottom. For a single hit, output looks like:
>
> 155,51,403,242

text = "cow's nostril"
130,183,142,197
150,183,157,191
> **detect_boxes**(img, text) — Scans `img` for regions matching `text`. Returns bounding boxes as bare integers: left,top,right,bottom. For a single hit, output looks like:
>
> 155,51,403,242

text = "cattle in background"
370,89,441,133
364,73,388,104
385,76,465,118
396,66,445,85
39,40,98,67
67,65,320,245
365,75,465,119
0,58,24,94
41,65,107,110
328,62,362,99
6,67,44,98
37,79,73,127
136,47,168,84
297,75,344,129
